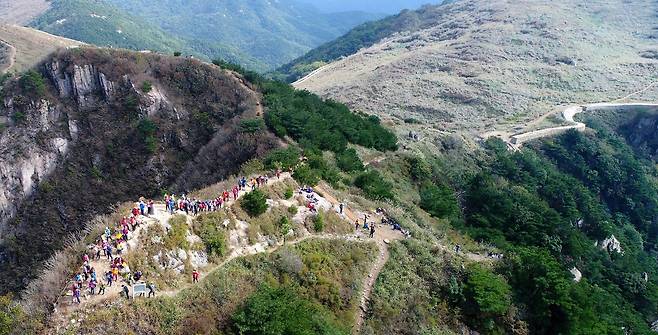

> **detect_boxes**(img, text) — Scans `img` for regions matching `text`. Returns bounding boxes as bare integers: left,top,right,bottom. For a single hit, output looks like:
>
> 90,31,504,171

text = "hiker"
354,219,360,231
72,285,81,304
98,281,106,295
133,270,142,282
370,224,376,238
455,244,461,254
106,271,113,286
148,200,154,216
192,269,200,283
339,203,344,214
147,282,156,298
139,201,146,216
122,285,130,299
276,169,281,179
88,280,97,295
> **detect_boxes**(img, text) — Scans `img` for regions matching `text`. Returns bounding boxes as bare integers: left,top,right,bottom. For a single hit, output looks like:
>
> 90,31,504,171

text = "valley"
2,0,658,334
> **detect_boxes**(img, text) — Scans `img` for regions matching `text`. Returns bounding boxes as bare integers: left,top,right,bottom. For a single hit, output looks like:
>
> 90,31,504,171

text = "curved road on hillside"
510,102,658,148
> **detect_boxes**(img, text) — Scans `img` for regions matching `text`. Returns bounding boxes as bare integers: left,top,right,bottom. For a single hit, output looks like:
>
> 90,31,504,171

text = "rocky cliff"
0,47,279,293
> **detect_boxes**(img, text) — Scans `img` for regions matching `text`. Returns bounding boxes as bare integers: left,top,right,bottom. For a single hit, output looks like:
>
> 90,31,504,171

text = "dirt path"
0,40,15,74
506,82,658,149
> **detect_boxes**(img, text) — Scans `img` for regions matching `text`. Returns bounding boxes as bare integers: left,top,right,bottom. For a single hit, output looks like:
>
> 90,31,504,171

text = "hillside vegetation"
292,0,658,136
27,0,382,72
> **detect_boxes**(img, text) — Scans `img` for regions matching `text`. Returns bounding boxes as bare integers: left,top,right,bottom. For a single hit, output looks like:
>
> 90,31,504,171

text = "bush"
293,165,320,186
141,80,153,93
240,159,265,176
11,112,26,124
239,119,265,133
288,206,298,215
462,265,512,332
241,189,268,217
264,147,300,170
20,70,46,97
137,118,158,153
200,224,227,257
231,285,345,335
407,156,432,182
354,170,394,201
0,294,21,335
284,188,294,199
164,215,189,250
313,213,325,232
263,81,398,153
173,51,182,57
335,148,364,172
278,216,292,235
419,182,459,218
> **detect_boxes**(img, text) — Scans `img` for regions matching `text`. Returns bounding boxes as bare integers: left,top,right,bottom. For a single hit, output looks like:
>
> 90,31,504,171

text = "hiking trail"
0,40,15,73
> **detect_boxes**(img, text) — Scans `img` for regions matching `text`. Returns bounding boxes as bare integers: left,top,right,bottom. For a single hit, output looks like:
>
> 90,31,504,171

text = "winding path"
0,40,15,74
508,83,658,149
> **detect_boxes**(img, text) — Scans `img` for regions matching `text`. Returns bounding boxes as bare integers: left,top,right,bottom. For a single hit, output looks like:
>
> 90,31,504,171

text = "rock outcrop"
600,235,623,254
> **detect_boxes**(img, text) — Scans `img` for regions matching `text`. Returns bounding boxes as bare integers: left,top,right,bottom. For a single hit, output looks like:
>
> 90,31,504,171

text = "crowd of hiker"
66,172,280,306
68,199,158,304
163,174,275,216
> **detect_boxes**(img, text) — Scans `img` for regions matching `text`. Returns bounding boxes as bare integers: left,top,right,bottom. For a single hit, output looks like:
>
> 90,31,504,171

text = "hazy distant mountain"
299,0,443,14
23,0,383,72
106,0,383,71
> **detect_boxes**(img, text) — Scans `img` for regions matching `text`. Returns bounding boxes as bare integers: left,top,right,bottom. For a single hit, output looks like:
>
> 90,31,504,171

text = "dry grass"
0,0,50,25
0,24,83,74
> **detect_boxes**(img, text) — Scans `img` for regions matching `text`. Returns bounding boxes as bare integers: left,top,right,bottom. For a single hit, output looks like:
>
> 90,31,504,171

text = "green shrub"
240,159,265,176
313,213,325,232
278,216,292,235
264,147,300,170
137,118,158,153
173,51,182,57
419,182,458,218
20,70,46,97
241,189,268,217
293,165,320,186
199,223,227,257
407,156,432,182
284,188,294,199
288,206,298,215
354,170,393,200
263,81,397,153
141,80,153,93
335,148,364,172
0,294,21,335
164,215,189,250
462,265,512,332
239,118,265,133
11,112,26,124
231,285,345,335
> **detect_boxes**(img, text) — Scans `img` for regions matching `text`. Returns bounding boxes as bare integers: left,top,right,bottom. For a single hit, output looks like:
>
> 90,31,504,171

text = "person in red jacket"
192,269,200,283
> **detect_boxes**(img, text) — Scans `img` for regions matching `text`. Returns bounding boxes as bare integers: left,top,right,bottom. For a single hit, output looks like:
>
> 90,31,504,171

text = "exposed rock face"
0,60,124,235
600,235,623,254
0,99,69,235
570,267,582,282
0,48,279,295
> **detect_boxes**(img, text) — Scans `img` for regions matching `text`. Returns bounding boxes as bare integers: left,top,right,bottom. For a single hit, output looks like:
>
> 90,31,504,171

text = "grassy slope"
274,5,444,81
0,24,83,74
289,0,658,135
68,239,377,334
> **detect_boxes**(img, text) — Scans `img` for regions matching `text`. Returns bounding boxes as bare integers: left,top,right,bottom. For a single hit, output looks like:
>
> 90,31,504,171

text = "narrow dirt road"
0,40,15,73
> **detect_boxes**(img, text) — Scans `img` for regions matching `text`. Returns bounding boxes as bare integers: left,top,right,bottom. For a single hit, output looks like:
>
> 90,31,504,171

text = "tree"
20,70,46,97
232,285,346,335
0,294,21,335
419,182,458,218
354,170,393,200
335,148,364,172
241,189,268,217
